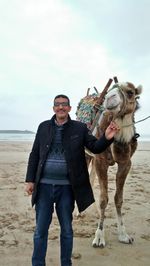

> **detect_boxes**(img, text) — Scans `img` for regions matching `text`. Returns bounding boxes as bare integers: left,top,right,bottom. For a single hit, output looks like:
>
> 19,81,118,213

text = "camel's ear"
136,85,142,95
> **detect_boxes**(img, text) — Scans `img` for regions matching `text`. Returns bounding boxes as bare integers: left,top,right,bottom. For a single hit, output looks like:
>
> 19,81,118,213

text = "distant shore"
0,130,35,134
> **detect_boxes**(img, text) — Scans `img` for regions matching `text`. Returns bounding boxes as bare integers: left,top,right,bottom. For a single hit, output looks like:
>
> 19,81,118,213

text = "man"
25,94,119,266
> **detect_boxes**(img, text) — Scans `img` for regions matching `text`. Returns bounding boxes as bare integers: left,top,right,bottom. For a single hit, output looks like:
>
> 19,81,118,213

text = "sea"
0,133,35,142
0,133,150,142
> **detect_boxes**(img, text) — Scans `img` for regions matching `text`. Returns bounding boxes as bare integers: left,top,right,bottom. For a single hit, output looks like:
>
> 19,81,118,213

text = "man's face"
53,97,71,121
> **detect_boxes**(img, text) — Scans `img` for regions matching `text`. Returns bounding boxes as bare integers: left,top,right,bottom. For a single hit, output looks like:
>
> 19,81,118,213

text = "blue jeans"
32,184,75,266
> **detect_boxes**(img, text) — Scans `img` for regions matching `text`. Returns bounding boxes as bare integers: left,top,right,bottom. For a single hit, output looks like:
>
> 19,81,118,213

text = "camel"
76,77,142,247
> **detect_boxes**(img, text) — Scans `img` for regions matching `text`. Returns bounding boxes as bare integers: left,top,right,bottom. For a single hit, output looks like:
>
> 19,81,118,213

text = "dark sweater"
40,123,70,185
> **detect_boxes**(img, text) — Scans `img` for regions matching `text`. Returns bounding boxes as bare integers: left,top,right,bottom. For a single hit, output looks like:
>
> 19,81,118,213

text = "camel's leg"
88,159,101,218
88,158,96,187
115,161,134,244
92,157,108,248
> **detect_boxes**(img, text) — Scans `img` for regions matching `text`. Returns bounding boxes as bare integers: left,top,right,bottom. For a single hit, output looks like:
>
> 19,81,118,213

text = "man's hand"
25,182,35,195
105,121,120,140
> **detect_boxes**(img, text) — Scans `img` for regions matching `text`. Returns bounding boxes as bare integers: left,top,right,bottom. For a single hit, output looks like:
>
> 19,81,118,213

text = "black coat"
25,115,113,212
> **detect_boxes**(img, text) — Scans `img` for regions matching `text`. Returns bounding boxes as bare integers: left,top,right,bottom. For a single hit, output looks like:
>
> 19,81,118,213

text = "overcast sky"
0,0,150,135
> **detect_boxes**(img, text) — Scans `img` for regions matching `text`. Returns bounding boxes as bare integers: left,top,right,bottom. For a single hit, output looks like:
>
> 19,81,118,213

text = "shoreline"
0,139,150,149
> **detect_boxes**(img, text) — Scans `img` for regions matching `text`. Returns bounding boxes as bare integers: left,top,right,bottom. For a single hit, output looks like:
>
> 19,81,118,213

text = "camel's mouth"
104,91,122,111
105,102,120,111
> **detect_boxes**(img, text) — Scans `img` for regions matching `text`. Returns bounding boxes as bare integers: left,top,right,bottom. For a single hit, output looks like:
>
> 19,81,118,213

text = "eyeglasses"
54,102,70,107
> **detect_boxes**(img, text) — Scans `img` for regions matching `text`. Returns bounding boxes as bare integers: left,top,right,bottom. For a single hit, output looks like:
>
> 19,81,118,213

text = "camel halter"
120,115,150,128
108,84,150,127
95,84,150,129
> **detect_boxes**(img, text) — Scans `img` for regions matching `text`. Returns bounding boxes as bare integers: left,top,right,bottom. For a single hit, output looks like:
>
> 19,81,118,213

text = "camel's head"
103,82,142,115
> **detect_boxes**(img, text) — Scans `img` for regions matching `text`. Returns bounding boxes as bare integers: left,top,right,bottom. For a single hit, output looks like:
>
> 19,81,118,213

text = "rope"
121,115,150,128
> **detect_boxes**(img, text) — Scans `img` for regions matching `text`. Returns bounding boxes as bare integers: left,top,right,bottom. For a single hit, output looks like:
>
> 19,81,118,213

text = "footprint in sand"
140,234,150,241
74,230,92,238
0,240,6,246
72,252,82,259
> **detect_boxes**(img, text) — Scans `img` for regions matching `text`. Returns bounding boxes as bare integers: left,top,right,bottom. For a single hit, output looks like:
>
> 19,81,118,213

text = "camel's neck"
114,114,135,143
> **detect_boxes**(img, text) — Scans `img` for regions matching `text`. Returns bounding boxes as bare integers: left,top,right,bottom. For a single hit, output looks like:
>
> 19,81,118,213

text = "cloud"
0,0,149,134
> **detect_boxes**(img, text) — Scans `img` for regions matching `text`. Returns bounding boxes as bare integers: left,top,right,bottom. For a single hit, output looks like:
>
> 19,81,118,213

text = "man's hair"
54,94,70,106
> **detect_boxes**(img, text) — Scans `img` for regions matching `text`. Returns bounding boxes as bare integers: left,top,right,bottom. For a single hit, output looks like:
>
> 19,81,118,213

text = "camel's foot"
118,234,134,244
118,225,134,244
92,228,105,248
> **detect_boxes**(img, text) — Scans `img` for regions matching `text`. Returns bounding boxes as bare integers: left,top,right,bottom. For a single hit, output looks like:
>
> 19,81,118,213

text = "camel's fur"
85,81,142,247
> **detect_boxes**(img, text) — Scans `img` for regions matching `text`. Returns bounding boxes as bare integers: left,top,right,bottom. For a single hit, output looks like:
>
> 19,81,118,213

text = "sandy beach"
0,141,150,266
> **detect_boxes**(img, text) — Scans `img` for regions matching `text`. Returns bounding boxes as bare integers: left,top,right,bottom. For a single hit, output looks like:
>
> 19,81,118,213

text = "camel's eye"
127,90,134,98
